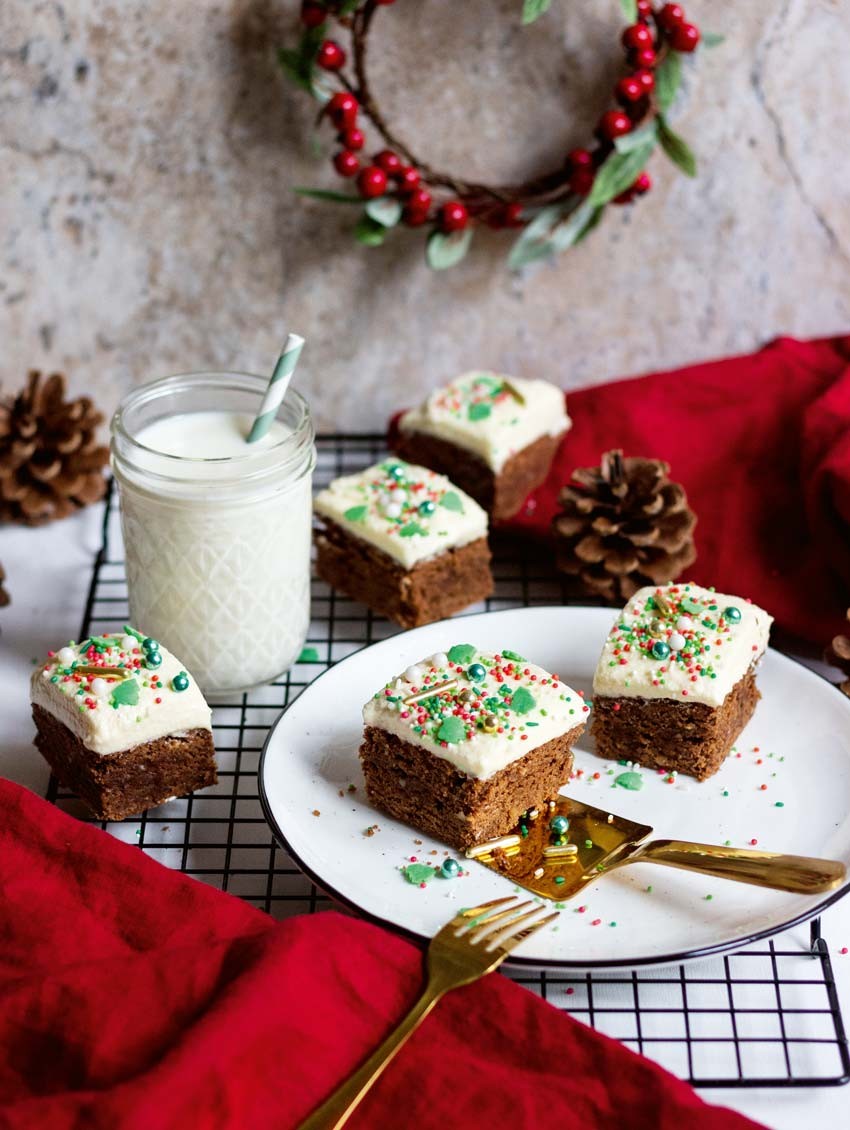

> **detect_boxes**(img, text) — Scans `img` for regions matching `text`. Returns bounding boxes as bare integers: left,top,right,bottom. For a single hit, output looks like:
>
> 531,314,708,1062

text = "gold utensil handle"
298,977,445,1130
635,839,846,893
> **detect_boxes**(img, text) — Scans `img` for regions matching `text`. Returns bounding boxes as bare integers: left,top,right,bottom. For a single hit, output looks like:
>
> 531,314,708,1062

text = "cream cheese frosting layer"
592,584,773,708
363,644,588,780
398,372,570,473
31,628,212,755
313,460,487,569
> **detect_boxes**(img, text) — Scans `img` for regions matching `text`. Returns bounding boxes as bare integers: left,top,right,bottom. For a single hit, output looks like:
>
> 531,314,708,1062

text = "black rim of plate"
258,607,850,969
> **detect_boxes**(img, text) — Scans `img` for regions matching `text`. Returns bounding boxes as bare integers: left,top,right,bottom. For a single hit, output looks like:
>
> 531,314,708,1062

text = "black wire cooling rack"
47,434,850,1090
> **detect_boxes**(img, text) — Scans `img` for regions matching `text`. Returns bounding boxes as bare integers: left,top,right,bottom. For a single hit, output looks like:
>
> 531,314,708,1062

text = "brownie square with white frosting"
313,459,492,628
591,583,773,780
360,644,588,849
394,372,570,520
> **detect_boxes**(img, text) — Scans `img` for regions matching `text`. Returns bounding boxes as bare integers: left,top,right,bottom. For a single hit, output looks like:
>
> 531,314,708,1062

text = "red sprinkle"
565,987,575,995
840,947,848,955
591,918,602,926
750,838,758,846
613,704,621,712
759,784,767,791
577,905,587,913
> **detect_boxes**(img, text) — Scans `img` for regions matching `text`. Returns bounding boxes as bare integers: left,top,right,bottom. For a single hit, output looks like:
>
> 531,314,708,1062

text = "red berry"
438,200,469,233
633,68,655,93
658,4,686,31
633,46,657,68
376,0,397,4
333,150,359,177
316,40,346,70
636,0,652,18
327,92,358,128
621,24,653,50
597,110,632,140
405,187,432,213
340,126,365,151
634,171,652,194
566,147,593,169
300,2,326,28
501,201,524,228
613,188,636,205
396,166,421,192
670,22,700,51
375,149,402,174
615,76,644,104
403,205,429,227
569,168,595,196
357,165,388,198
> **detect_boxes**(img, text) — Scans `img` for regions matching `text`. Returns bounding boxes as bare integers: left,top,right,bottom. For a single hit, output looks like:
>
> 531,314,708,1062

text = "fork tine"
491,911,560,954
475,904,550,949
449,895,516,929
463,901,534,941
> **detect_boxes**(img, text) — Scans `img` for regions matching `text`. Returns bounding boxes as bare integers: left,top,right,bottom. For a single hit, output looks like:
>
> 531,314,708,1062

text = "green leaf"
447,644,477,664
618,0,637,20
399,521,427,538
111,678,140,708
426,228,473,270
549,197,602,252
294,188,362,204
507,202,569,270
614,120,658,153
702,31,725,48
338,0,363,14
439,491,464,513
343,505,368,522
655,50,682,114
436,715,466,744
511,687,537,715
123,624,145,643
658,116,697,177
365,196,402,228
573,204,605,245
354,215,387,246
522,0,552,24
468,402,491,422
588,141,656,207
277,48,314,94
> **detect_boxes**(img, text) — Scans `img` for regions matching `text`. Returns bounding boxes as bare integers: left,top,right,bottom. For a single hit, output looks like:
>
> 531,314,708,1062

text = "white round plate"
259,606,850,967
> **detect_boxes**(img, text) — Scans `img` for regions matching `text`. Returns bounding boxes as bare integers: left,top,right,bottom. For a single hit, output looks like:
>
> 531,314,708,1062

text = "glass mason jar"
111,372,316,696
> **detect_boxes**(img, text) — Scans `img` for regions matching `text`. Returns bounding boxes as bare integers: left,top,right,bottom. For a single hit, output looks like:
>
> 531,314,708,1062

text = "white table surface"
2,504,848,1130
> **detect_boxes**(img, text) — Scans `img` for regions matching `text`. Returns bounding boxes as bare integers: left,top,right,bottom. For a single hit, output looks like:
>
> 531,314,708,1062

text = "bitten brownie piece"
30,627,216,820
313,460,492,628
394,372,570,520
591,584,773,781
360,644,588,850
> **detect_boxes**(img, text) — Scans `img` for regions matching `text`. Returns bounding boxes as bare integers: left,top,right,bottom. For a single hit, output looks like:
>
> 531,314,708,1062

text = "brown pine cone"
824,609,850,698
0,370,109,525
553,449,697,602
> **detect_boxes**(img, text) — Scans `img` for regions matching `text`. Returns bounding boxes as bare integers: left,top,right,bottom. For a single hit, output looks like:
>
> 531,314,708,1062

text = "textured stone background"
2,0,849,430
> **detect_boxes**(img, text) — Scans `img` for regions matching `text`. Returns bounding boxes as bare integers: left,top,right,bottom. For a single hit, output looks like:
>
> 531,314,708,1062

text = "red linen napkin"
0,778,763,1130
390,336,850,649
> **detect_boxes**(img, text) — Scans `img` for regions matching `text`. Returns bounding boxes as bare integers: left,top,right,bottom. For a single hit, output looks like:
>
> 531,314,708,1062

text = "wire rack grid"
47,434,850,1090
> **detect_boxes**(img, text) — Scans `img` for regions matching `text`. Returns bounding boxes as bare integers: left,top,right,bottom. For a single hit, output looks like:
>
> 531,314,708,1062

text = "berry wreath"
279,0,722,270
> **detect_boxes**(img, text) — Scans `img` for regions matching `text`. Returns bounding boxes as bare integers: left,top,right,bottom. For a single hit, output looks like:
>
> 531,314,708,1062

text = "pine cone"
824,609,850,698
553,449,697,602
0,371,109,525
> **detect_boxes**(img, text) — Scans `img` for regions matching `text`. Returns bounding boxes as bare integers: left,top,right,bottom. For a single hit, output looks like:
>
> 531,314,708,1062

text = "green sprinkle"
298,646,320,663
402,863,436,885
511,687,536,714
722,790,729,797
775,801,785,808
554,876,565,885
501,649,526,663
436,716,465,744
645,885,653,893
704,894,714,900
439,491,464,513
584,839,593,849
614,771,643,791
447,643,476,664
609,921,617,927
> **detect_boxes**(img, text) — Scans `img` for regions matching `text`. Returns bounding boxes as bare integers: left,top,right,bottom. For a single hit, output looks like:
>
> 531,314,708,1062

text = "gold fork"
298,897,558,1130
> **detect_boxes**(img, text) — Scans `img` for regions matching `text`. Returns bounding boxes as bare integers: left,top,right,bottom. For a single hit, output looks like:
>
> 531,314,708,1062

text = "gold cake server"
467,795,846,901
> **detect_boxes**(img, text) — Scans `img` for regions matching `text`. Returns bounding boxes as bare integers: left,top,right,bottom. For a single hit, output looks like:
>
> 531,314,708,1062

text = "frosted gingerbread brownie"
360,644,588,850
394,372,570,520
31,627,216,820
313,460,492,628
591,584,773,780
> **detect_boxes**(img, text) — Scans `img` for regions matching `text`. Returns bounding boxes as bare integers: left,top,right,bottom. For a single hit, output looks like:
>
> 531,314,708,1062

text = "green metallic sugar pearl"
467,662,487,682
440,858,460,879
387,464,406,481
418,499,436,517
142,638,160,653
723,606,742,623
145,651,163,670
550,815,570,835
171,671,190,692
651,640,671,660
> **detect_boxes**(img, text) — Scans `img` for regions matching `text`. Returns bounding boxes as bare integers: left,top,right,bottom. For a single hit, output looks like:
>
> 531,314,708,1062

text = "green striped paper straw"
246,333,305,444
